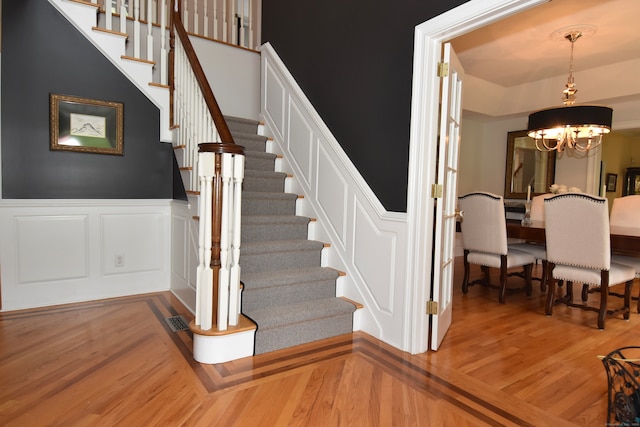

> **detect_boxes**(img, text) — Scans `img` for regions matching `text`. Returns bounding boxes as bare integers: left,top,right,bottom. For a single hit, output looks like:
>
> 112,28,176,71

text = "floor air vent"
165,315,190,332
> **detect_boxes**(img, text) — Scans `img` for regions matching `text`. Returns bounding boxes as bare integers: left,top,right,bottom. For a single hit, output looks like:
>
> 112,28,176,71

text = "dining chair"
608,195,640,311
543,193,636,329
458,192,535,303
509,193,553,291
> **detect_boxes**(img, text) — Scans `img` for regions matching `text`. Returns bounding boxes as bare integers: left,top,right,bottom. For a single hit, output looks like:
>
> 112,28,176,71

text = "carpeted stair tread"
245,297,356,330
245,169,286,179
241,215,310,241
241,267,339,290
242,191,298,216
243,191,298,201
244,151,276,171
241,239,324,255
224,116,260,134
242,215,310,226
243,169,287,192
232,132,268,153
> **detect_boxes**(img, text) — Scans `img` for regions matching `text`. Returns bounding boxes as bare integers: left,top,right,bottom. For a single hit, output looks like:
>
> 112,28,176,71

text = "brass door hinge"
432,184,443,198
426,300,438,315
438,62,449,77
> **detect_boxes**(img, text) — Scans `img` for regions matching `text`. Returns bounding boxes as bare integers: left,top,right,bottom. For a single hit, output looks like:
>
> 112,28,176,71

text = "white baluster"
218,153,233,330
134,0,141,58
203,0,209,38
120,0,128,34
222,0,228,44
160,0,167,85
213,0,218,40
197,152,215,330
248,0,254,49
228,154,244,325
105,0,113,30
183,0,189,32
193,0,199,35
146,0,153,61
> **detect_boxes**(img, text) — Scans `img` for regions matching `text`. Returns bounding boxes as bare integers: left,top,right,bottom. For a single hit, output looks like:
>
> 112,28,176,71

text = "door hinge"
432,184,443,198
437,62,449,77
426,300,438,315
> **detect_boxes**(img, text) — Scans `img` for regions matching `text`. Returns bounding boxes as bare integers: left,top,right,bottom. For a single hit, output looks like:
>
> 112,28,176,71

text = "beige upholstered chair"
509,194,553,291
458,192,535,303
609,195,640,311
543,193,635,329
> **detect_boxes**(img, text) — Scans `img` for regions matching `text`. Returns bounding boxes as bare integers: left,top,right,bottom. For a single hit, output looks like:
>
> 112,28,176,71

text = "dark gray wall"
2,0,180,199
262,0,468,212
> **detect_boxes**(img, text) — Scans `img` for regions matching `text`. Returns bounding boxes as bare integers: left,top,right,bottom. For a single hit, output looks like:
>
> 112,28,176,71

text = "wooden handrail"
170,0,235,146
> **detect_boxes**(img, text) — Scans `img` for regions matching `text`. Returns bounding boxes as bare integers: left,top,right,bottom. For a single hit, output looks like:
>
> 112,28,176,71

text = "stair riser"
228,121,259,134
242,222,308,242
242,197,297,215
240,249,321,274
236,138,267,153
242,280,336,312
243,176,285,193
244,156,275,171
254,314,354,354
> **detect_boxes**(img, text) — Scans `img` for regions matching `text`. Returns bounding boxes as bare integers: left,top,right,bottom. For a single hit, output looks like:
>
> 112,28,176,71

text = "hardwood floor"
1,259,638,426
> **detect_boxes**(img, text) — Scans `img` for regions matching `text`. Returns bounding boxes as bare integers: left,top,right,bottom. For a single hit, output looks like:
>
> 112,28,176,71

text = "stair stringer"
48,0,172,142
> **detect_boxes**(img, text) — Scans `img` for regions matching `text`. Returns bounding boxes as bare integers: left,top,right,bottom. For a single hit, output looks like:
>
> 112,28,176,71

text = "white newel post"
192,148,253,364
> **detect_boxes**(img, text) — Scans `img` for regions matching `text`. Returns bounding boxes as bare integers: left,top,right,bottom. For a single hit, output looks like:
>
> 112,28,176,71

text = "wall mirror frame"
504,130,556,199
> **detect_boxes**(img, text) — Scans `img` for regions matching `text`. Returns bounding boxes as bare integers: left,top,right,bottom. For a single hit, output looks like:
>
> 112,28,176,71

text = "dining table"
506,220,640,254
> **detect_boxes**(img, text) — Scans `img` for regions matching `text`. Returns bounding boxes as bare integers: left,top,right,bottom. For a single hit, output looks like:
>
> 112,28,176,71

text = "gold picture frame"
50,93,123,155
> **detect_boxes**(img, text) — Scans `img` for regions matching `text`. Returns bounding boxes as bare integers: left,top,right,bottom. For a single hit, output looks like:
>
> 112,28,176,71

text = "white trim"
405,0,549,354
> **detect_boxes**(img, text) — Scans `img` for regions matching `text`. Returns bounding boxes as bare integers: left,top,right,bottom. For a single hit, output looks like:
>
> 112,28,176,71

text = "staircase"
50,0,358,357
227,116,357,354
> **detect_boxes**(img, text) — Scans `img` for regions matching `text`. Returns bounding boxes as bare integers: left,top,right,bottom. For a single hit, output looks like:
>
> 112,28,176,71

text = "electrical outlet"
115,254,124,267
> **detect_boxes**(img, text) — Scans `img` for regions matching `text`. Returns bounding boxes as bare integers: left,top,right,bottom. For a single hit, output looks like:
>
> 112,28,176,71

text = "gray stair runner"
227,115,356,355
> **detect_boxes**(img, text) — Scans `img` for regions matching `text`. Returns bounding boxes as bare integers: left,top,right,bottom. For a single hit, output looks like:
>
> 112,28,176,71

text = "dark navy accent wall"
262,0,469,212
2,0,175,199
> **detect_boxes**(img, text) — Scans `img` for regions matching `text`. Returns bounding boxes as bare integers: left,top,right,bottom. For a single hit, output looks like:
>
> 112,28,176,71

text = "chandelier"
527,29,613,153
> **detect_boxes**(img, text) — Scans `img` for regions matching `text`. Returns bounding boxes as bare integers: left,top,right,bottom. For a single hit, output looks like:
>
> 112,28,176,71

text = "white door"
430,43,464,350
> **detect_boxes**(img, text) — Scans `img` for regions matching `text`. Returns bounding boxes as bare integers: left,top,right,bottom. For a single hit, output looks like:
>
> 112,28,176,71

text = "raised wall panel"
317,143,348,248
171,214,188,281
102,214,163,275
264,61,286,139
353,200,396,314
16,216,89,284
288,102,313,186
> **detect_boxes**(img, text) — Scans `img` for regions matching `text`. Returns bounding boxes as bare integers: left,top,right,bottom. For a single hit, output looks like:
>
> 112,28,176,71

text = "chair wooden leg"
540,260,547,292
598,271,609,330
524,264,533,297
581,284,589,302
462,250,470,294
545,263,556,315
625,280,633,320
499,255,507,304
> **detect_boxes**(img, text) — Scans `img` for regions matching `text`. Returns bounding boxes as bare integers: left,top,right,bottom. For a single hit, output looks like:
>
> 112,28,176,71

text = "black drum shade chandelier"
527,27,613,153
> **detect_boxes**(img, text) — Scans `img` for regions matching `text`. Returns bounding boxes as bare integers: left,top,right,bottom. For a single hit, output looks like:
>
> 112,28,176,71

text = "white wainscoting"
260,44,410,350
169,196,199,313
0,200,171,311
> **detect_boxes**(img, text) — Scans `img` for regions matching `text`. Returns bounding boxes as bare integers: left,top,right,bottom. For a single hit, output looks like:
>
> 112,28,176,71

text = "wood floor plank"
1,260,638,426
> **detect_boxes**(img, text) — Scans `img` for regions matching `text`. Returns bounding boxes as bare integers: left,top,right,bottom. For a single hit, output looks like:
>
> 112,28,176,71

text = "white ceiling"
451,0,640,88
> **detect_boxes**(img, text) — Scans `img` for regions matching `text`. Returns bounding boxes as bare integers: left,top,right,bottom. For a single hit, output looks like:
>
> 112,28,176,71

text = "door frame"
404,0,548,354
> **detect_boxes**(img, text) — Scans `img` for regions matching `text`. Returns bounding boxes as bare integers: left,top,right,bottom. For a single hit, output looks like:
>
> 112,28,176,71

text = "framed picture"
50,93,123,155
606,173,618,192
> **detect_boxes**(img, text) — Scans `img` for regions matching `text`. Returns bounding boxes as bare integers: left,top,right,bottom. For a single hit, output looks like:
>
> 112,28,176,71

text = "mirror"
504,130,556,199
